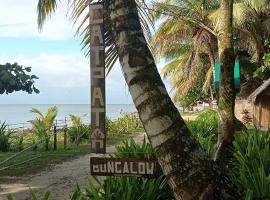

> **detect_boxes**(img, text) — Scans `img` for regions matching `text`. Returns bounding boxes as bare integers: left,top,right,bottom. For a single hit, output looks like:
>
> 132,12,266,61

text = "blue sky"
0,0,168,104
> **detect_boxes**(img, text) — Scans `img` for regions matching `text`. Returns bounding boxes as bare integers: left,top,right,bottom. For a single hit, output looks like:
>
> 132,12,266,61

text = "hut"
248,78,270,130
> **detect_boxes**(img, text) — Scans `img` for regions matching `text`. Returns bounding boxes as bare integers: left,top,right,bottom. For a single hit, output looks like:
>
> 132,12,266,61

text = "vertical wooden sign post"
89,3,158,178
90,3,106,154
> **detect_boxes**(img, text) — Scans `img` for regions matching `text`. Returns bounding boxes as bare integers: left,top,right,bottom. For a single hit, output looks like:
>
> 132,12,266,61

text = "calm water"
0,104,136,126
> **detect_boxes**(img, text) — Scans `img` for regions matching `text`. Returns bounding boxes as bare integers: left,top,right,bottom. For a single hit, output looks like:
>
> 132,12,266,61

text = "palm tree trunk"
214,0,236,166
105,0,242,198
207,42,216,101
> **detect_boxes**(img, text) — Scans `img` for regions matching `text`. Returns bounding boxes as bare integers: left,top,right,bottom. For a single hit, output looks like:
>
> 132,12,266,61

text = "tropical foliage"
254,39,270,79
115,137,154,159
106,114,142,135
0,63,39,95
68,114,89,145
187,110,218,157
151,0,219,101
180,84,210,109
31,106,58,150
0,122,12,152
37,0,151,75
150,0,270,101
230,129,270,200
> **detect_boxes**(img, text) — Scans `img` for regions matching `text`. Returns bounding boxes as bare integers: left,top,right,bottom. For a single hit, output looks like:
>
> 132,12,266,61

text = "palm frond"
37,0,59,30
31,108,44,119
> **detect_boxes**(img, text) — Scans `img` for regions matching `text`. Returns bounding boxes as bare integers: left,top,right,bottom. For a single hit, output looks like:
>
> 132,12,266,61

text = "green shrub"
80,175,170,200
187,109,218,137
106,114,142,135
15,136,24,152
230,129,270,200
186,109,218,158
68,124,90,145
0,122,12,152
115,137,154,159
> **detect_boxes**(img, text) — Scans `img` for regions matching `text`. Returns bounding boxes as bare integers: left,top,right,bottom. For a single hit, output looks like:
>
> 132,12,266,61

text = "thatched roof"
248,78,270,103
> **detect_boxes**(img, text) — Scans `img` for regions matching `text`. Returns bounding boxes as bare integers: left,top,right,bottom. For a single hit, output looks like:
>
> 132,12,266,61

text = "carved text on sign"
90,157,158,177
90,3,106,153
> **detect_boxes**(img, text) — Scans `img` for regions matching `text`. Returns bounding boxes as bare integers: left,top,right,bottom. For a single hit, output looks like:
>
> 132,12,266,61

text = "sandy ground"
0,133,146,200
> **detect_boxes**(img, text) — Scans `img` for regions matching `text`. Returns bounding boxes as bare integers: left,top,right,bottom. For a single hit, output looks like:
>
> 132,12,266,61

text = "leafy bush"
186,109,218,157
14,136,24,152
186,112,270,199
80,175,170,200
230,129,270,200
115,137,154,159
68,124,90,145
68,114,90,145
187,109,218,137
106,114,142,135
0,122,12,152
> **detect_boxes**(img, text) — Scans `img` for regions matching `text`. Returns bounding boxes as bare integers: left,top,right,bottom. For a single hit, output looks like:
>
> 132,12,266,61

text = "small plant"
115,137,154,159
241,109,252,126
186,110,218,157
0,122,12,152
31,106,58,151
229,129,270,200
187,109,218,137
68,114,89,146
7,191,50,200
15,136,24,152
106,113,142,135
68,124,90,145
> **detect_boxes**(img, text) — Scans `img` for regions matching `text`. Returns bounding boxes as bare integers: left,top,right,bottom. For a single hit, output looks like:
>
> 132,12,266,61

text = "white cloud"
0,54,90,87
0,0,75,40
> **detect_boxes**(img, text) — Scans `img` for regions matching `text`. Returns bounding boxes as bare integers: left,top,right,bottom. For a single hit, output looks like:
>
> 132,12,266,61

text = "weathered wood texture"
90,3,106,153
90,157,158,177
253,89,270,129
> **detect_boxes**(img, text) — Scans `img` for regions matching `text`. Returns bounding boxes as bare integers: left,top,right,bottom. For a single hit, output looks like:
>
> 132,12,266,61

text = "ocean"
0,104,137,128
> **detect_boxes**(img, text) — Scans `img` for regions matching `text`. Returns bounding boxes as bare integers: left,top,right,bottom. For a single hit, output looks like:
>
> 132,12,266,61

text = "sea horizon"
0,104,137,128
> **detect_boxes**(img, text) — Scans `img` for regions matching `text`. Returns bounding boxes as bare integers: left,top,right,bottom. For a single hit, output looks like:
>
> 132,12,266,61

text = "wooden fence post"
64,126,67,150
54,123,57,150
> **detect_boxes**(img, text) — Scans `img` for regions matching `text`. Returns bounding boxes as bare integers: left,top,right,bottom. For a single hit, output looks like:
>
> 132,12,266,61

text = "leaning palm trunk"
105,0,242,198
215,0,236,166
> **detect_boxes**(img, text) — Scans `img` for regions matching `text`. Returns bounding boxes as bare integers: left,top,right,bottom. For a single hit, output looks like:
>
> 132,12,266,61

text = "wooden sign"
90,157,158,177
90,3,106,153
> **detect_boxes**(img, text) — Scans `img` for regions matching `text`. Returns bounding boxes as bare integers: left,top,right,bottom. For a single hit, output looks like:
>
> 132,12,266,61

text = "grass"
0,134,133,179
0,143,89,178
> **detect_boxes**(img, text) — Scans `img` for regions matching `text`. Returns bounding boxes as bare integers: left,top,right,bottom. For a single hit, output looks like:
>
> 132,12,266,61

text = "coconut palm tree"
151,0,219,101
31,106,58,150
151,0,270,166
151,0,270,102
213,0,235,165
36,0,243,198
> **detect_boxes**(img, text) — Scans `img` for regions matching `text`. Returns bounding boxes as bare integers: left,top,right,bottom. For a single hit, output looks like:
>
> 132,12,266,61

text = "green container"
214,60,240,92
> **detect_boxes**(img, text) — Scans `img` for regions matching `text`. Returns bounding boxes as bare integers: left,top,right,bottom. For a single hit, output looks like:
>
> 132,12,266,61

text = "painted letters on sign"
90,157,158,177
90,3,106,153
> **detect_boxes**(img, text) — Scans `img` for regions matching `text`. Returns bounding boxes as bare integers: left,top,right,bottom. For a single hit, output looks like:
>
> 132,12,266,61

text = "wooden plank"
90,3,106,153
90,157,158,177
260,95,270,129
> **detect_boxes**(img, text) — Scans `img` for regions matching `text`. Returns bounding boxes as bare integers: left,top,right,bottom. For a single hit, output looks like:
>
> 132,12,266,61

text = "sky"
0,0,168,104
